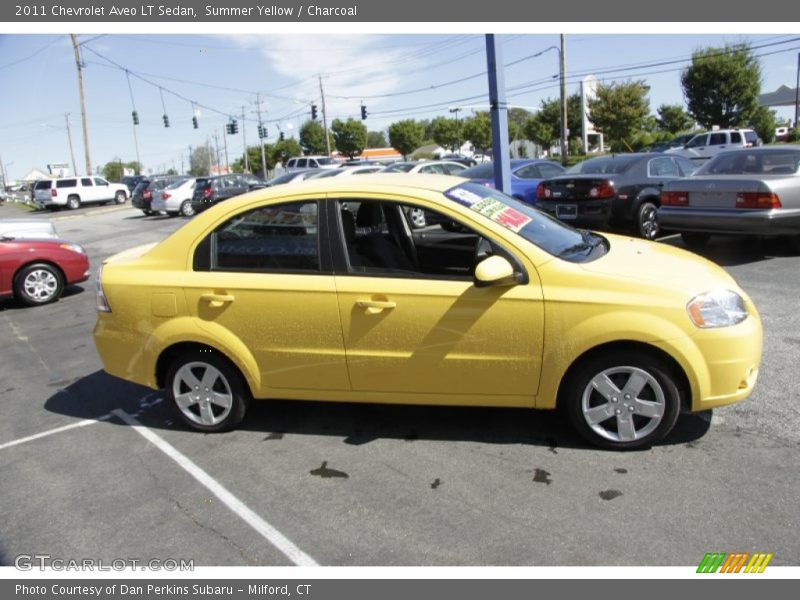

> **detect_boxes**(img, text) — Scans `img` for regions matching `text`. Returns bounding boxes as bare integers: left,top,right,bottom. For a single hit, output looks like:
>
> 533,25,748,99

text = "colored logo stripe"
697,552,773,573
745,553,773,573
697,553,726,573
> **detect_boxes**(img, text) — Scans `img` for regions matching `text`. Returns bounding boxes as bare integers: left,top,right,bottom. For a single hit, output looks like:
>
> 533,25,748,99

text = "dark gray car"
659,146,800,250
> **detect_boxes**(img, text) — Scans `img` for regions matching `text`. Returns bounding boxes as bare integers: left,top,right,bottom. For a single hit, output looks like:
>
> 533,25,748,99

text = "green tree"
430,116,461,152
299,120,332,155
681,43,762,129
462,112,492,154
388,119,425,159
189,147,213,177
656,104,695,134
523,115,558,149
101,159,141,182
270,138,303,166
588,80,651,150
508,108,533,140
367,131,388,148
749,105,777,144
231,144,275,176
522,94,583,150
331,118,368,158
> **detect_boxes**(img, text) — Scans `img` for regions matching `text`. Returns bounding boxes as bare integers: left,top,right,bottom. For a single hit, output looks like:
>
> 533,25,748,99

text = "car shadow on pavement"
44,370,712,452
662,235,796,267
0,284,86,311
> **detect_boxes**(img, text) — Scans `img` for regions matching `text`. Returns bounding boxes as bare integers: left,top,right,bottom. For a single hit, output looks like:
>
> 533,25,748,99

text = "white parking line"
112,409,319,567
0,414,111,451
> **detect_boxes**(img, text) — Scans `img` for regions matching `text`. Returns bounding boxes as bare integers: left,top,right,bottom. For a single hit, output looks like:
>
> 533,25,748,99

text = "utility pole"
213,131,221,175
449,107,462,152
188,145,193,176
318,75,332,156
64,113,77,176
485,34,511,194
559,34,568,167
70,34,92,175
206,137,213,175
253,93,268,179
0,154,7,190
241,106,249,173
794,52,799,130
221,128,230,174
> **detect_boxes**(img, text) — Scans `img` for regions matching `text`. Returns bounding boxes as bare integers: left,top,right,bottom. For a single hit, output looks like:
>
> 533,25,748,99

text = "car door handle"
356,299,396,314
200,293,235,307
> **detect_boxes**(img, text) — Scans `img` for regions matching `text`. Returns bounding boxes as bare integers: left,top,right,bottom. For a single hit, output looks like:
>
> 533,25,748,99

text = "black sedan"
536,153,697,239
659,146,800,251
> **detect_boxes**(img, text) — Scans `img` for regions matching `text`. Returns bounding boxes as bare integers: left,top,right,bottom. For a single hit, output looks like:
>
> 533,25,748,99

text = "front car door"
329,194,544,405
182,199,349,395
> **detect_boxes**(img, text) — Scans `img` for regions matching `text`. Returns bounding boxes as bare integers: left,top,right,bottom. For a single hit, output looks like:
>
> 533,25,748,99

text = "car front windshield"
566,156,639,175
697,149,800,175
316,157,336,165
443,182,606,262
383,163,415,173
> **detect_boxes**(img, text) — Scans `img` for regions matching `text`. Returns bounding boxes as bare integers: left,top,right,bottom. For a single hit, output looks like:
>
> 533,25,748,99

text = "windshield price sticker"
470,198,532,233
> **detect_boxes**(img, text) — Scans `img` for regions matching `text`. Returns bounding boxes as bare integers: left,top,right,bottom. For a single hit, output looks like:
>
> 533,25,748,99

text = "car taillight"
735,192,781,209
661,191,689,207
536,182,551,199
162,192,171,199
51,188,57,197
589,180,615,199
203,188,213,198
143,190,152,201
96,266,111,313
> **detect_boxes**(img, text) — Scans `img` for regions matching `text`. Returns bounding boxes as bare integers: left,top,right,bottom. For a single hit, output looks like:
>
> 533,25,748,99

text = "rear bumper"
537,198,614,228
659,207,800,235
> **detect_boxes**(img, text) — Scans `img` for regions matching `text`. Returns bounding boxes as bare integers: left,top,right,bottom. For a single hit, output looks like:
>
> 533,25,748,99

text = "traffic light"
279,131,285,141
258,124,267,139
132,110,139,125
360,104,367,120
192,116,198,129
226,119,238,135
162,114,170,128
311,104,318,120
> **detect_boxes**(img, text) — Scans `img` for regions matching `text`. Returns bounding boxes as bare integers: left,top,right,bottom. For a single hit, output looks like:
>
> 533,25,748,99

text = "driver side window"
337,200,487,280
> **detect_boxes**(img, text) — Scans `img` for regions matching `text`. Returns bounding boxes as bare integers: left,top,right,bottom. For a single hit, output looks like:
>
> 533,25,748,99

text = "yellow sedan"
93,174,762,449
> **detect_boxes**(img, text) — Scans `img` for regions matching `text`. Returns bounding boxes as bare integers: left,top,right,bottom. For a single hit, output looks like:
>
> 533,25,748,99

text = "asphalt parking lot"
0,202,798,567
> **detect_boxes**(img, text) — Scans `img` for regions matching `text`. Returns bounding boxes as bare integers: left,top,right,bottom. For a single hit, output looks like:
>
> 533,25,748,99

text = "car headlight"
60,242,85,254
687,289,748,328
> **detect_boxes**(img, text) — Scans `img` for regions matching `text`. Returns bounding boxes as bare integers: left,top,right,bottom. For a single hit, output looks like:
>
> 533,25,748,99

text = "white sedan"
152,178,196,217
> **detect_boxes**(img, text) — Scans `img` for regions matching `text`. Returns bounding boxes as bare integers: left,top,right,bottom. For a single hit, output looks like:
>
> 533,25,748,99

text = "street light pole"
64,113,78,176
449,107,462,152
794,52,799,130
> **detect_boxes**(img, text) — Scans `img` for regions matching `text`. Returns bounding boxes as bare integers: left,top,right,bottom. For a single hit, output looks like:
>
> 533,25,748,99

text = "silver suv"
285,156,339,171
34,176,128,210
667,128,761,161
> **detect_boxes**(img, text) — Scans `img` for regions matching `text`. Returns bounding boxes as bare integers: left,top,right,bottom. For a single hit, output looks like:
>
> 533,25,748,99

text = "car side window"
296,159,308,169
81,178,93,187
337,199,483,280
730,132,742,144
443,164,466,175
675,157,699,176
537,163,564,178
93,177,108,186
686,135,707,148
56,179,77,188
709,133,726,145
197,201,320,273
514,165,540,179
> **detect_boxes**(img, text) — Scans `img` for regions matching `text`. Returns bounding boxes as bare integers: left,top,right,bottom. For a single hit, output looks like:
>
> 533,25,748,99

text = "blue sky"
1,33,799,180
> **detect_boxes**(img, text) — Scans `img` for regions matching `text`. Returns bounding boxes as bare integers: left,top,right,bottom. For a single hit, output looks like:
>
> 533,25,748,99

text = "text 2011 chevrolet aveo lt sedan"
93,174,762,449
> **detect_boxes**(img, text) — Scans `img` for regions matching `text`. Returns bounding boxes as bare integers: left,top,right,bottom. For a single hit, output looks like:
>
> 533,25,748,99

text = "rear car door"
80,178,97,203
93,177,113,202
183,199,349,394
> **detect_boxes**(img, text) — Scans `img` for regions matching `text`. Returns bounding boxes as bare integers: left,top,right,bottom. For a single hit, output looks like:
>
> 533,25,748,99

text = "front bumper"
659,207,800,236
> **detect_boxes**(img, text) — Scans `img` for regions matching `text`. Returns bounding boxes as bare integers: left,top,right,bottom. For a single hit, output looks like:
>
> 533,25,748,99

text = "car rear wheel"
563,351,682,450
14,263,64,306
180,200,195,217
165,350,249,432
680,232,711,249
636,201,660,240
114,191,127,204
66,195,81,210
408,208,427,229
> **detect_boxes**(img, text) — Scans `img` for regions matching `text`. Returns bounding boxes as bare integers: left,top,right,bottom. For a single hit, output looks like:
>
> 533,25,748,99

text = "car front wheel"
14,263,64,306
66,195,81,210
563,351,682,450
165,350,249,432
114,191,127,204
180,200,195,217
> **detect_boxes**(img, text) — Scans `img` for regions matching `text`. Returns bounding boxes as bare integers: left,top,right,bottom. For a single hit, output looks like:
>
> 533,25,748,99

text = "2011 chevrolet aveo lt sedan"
93,174,762,449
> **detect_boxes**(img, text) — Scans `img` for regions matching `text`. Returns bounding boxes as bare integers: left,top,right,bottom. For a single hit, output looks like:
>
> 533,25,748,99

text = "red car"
0,237,90,306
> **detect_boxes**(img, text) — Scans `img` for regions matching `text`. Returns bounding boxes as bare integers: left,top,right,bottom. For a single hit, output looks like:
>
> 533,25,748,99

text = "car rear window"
133,181,151,194
56,179,77,188
383,163,415,173
698,150,800,175
34,180,53,190
566,156,639,175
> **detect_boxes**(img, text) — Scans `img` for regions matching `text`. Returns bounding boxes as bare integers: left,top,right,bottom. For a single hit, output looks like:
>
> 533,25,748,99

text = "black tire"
681,232,711,249
787,235,800,254
563,350,682,450
66,195,81,210
114,191,127,204
14,262,64,306
165,349,250,432
142,209,154,216
180,200,195,217
635,200,660,240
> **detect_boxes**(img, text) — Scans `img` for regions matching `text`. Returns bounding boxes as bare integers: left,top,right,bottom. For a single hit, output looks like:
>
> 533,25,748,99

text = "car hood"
579,233,738,295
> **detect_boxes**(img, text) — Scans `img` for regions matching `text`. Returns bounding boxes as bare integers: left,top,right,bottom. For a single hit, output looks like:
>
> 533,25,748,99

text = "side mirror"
474,255,518,288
